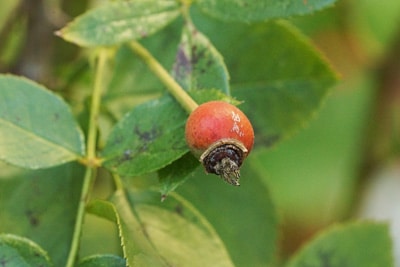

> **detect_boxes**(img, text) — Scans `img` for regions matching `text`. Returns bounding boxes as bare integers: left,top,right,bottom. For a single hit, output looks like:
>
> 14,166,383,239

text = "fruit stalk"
129,41,198,113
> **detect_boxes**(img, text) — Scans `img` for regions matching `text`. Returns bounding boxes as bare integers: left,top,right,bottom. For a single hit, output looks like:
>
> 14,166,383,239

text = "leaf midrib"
0,117,81,157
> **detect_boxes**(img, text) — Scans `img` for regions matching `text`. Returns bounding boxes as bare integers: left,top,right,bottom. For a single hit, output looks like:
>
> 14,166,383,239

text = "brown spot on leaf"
122,149,132,161
134,125,161,143
173,44,192,80
26,209,40,227
191,44,206,65
206,59,213,68
53,113,60,121
113,149,134,167
174,204,183,215
112,135,124,146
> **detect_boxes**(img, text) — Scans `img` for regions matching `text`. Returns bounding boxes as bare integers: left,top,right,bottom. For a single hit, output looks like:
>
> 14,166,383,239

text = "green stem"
87,50,108,162
65,167,94,267
65,50,108,267
129,41,199,113
113,173,124,191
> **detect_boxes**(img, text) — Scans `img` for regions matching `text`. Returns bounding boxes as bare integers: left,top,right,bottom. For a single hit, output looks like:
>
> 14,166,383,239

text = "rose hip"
185,101,254,185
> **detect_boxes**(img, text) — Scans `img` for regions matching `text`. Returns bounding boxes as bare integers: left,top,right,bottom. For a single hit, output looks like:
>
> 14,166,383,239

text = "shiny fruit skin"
185,101,254,157
185,101,254,185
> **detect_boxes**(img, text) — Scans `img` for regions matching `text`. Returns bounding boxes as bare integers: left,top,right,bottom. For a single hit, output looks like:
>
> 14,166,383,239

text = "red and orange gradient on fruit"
185,101,254,186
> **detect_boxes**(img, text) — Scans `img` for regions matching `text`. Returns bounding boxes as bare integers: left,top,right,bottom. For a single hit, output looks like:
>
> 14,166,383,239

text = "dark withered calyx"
200,139,248,186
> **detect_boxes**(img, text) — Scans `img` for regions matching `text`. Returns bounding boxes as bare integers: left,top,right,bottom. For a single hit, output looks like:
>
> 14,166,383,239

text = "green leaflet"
78,254,126,267
0,234,53,266
58,0,180,47
88,189,234,267
172,22,230,94
287,222,393,267
0,162,84,266
0,75,85,169
102,94,188,177
196,0,337,22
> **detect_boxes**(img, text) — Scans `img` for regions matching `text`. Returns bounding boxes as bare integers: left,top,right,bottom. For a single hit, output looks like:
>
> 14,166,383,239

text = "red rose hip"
185,101,254,186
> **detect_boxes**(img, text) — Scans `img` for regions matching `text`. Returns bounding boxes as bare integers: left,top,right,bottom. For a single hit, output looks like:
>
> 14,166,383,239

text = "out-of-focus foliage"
0,0,399,266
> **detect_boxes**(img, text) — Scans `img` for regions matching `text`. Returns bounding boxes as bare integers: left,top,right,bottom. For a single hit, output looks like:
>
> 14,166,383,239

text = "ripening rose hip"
185,101,254,186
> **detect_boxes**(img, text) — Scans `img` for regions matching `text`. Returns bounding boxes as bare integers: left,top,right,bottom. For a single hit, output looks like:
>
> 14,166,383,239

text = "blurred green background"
267,0,400,262
1,0,399,265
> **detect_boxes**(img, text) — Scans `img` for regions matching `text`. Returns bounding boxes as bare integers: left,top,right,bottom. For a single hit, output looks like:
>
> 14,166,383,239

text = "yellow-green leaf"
0,75,85,169
58,0,180,47
0,234,53,267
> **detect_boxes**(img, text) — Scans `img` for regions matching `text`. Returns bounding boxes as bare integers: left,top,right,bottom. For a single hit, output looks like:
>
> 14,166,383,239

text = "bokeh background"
1,0,399,265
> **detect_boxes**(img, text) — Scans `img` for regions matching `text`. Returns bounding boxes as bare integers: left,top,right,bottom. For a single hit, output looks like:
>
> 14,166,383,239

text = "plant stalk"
65,50,108,267
87,50,108,163
129,41,198,113
65,167,94,267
